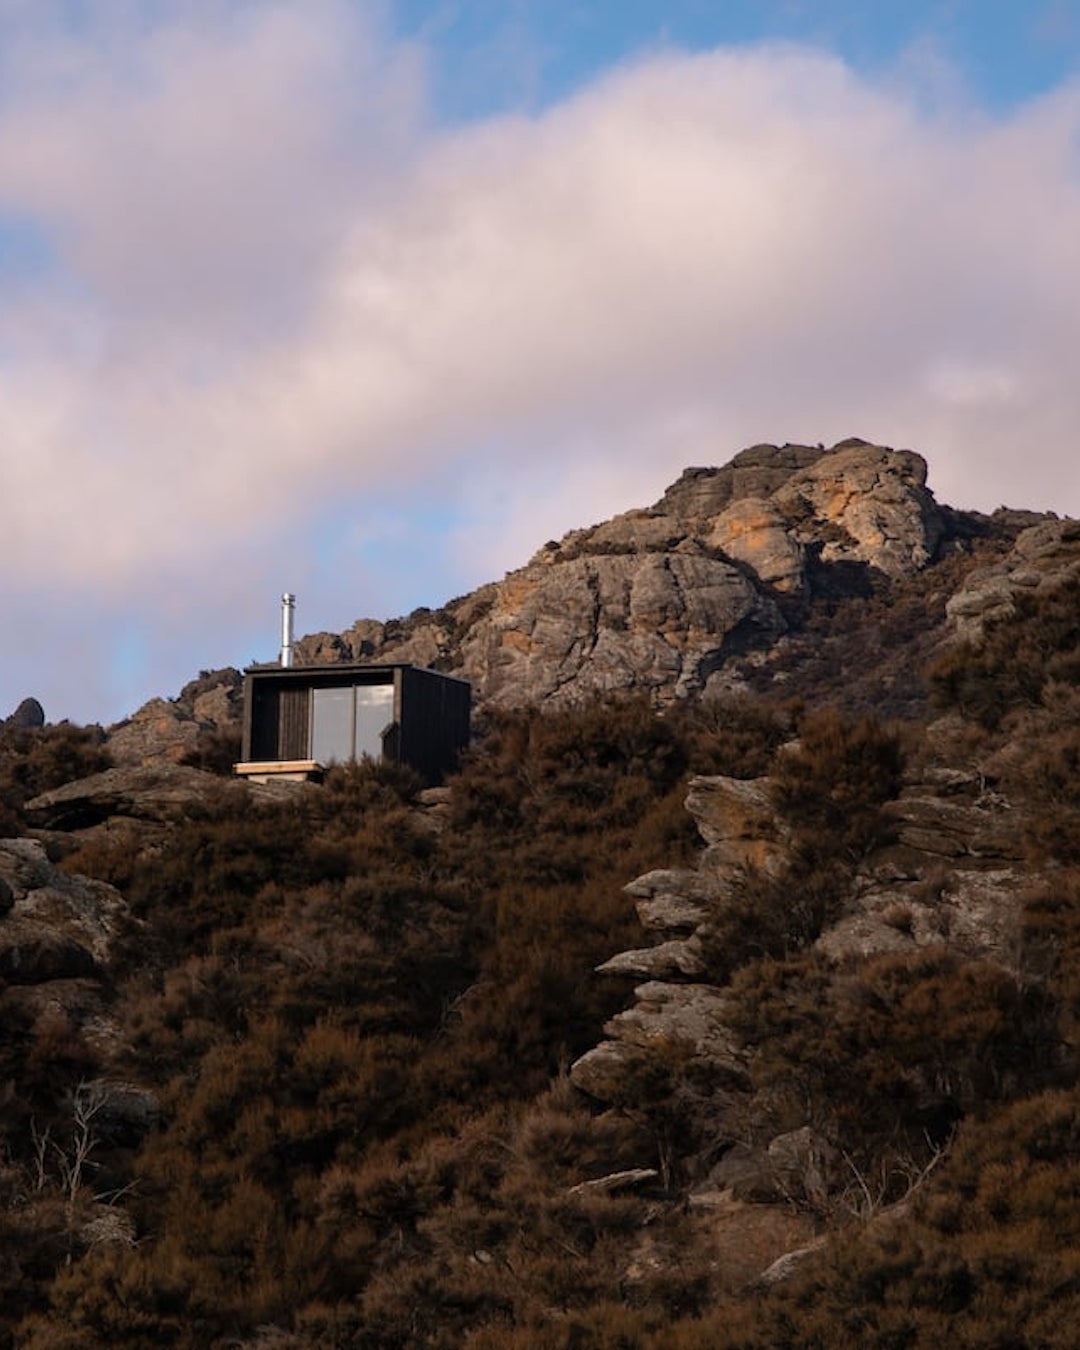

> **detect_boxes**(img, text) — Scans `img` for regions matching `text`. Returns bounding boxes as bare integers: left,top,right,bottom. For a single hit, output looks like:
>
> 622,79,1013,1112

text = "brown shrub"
0,721,110,834
927,572,1080,729
772,709,905,863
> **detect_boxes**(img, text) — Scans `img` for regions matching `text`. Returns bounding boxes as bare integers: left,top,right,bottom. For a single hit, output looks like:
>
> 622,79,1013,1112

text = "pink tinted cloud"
0,12,1079,721
0,1,423,333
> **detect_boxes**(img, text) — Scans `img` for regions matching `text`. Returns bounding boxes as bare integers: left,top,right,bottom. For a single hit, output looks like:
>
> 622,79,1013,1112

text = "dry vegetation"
3,552,1080,1346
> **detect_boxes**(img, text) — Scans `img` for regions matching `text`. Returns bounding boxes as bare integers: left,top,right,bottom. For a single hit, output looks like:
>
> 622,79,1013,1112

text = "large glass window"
354,684,394,760
311,687,353,765
311,683,394,764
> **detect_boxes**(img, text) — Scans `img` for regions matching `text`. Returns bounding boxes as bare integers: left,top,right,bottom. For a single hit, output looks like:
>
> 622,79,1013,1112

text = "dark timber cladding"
240,663,471,784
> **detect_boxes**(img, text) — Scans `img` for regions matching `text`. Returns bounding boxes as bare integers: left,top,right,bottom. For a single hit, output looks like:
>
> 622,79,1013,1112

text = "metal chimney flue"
280,592,296,668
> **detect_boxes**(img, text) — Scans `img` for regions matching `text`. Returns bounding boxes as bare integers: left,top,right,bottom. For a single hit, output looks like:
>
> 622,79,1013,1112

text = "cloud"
2,6,1080,720
0,2,423,323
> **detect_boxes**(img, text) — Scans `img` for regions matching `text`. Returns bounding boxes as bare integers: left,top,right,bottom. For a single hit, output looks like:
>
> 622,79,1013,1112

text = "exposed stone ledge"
596,938,706,980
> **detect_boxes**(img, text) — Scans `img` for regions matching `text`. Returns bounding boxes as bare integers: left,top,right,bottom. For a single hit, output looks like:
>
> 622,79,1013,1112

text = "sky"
2,1,1080,726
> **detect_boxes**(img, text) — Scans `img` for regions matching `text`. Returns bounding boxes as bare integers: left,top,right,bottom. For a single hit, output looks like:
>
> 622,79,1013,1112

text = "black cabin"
235,663,471,785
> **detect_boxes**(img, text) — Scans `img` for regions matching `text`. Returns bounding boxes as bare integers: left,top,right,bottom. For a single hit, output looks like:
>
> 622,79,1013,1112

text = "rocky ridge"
100,438,1061,757
293,438,952,709
570,743,1035,1208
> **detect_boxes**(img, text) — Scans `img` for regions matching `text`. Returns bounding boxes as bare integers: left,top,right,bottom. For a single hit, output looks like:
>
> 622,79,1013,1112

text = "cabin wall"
399,666,471,783
280,686,310,760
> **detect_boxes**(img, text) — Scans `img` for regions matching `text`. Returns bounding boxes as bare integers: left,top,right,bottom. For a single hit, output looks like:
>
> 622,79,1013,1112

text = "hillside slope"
2,440,1080,1347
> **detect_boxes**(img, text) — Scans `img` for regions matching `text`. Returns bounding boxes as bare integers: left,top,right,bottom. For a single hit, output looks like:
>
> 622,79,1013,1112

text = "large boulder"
4,697,45,729
25,762,305,832
25,763,230,830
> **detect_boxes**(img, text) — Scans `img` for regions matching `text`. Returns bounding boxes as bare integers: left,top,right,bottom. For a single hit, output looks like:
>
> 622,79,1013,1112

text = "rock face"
571,750,1035,1195
459,545,785,707
295,440,946,709
768,443,943,580
946,517,1080,640
106,668,242,767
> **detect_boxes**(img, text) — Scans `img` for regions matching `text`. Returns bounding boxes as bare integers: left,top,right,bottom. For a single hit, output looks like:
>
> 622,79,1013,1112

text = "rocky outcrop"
684,775,790,875
653,444,827,519
4,697,45,729
25,762,309,833
945,517,1080,640
0,845,162,1144
769,442,943,580
596,938,707,981
26,764,231,831
570,981,746,1102
292,440,947,710
699,1127,838,1206
107,698,205,766
624,870,711,934
106,668,241,767
571,748,1035,1201
0,838,132,984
